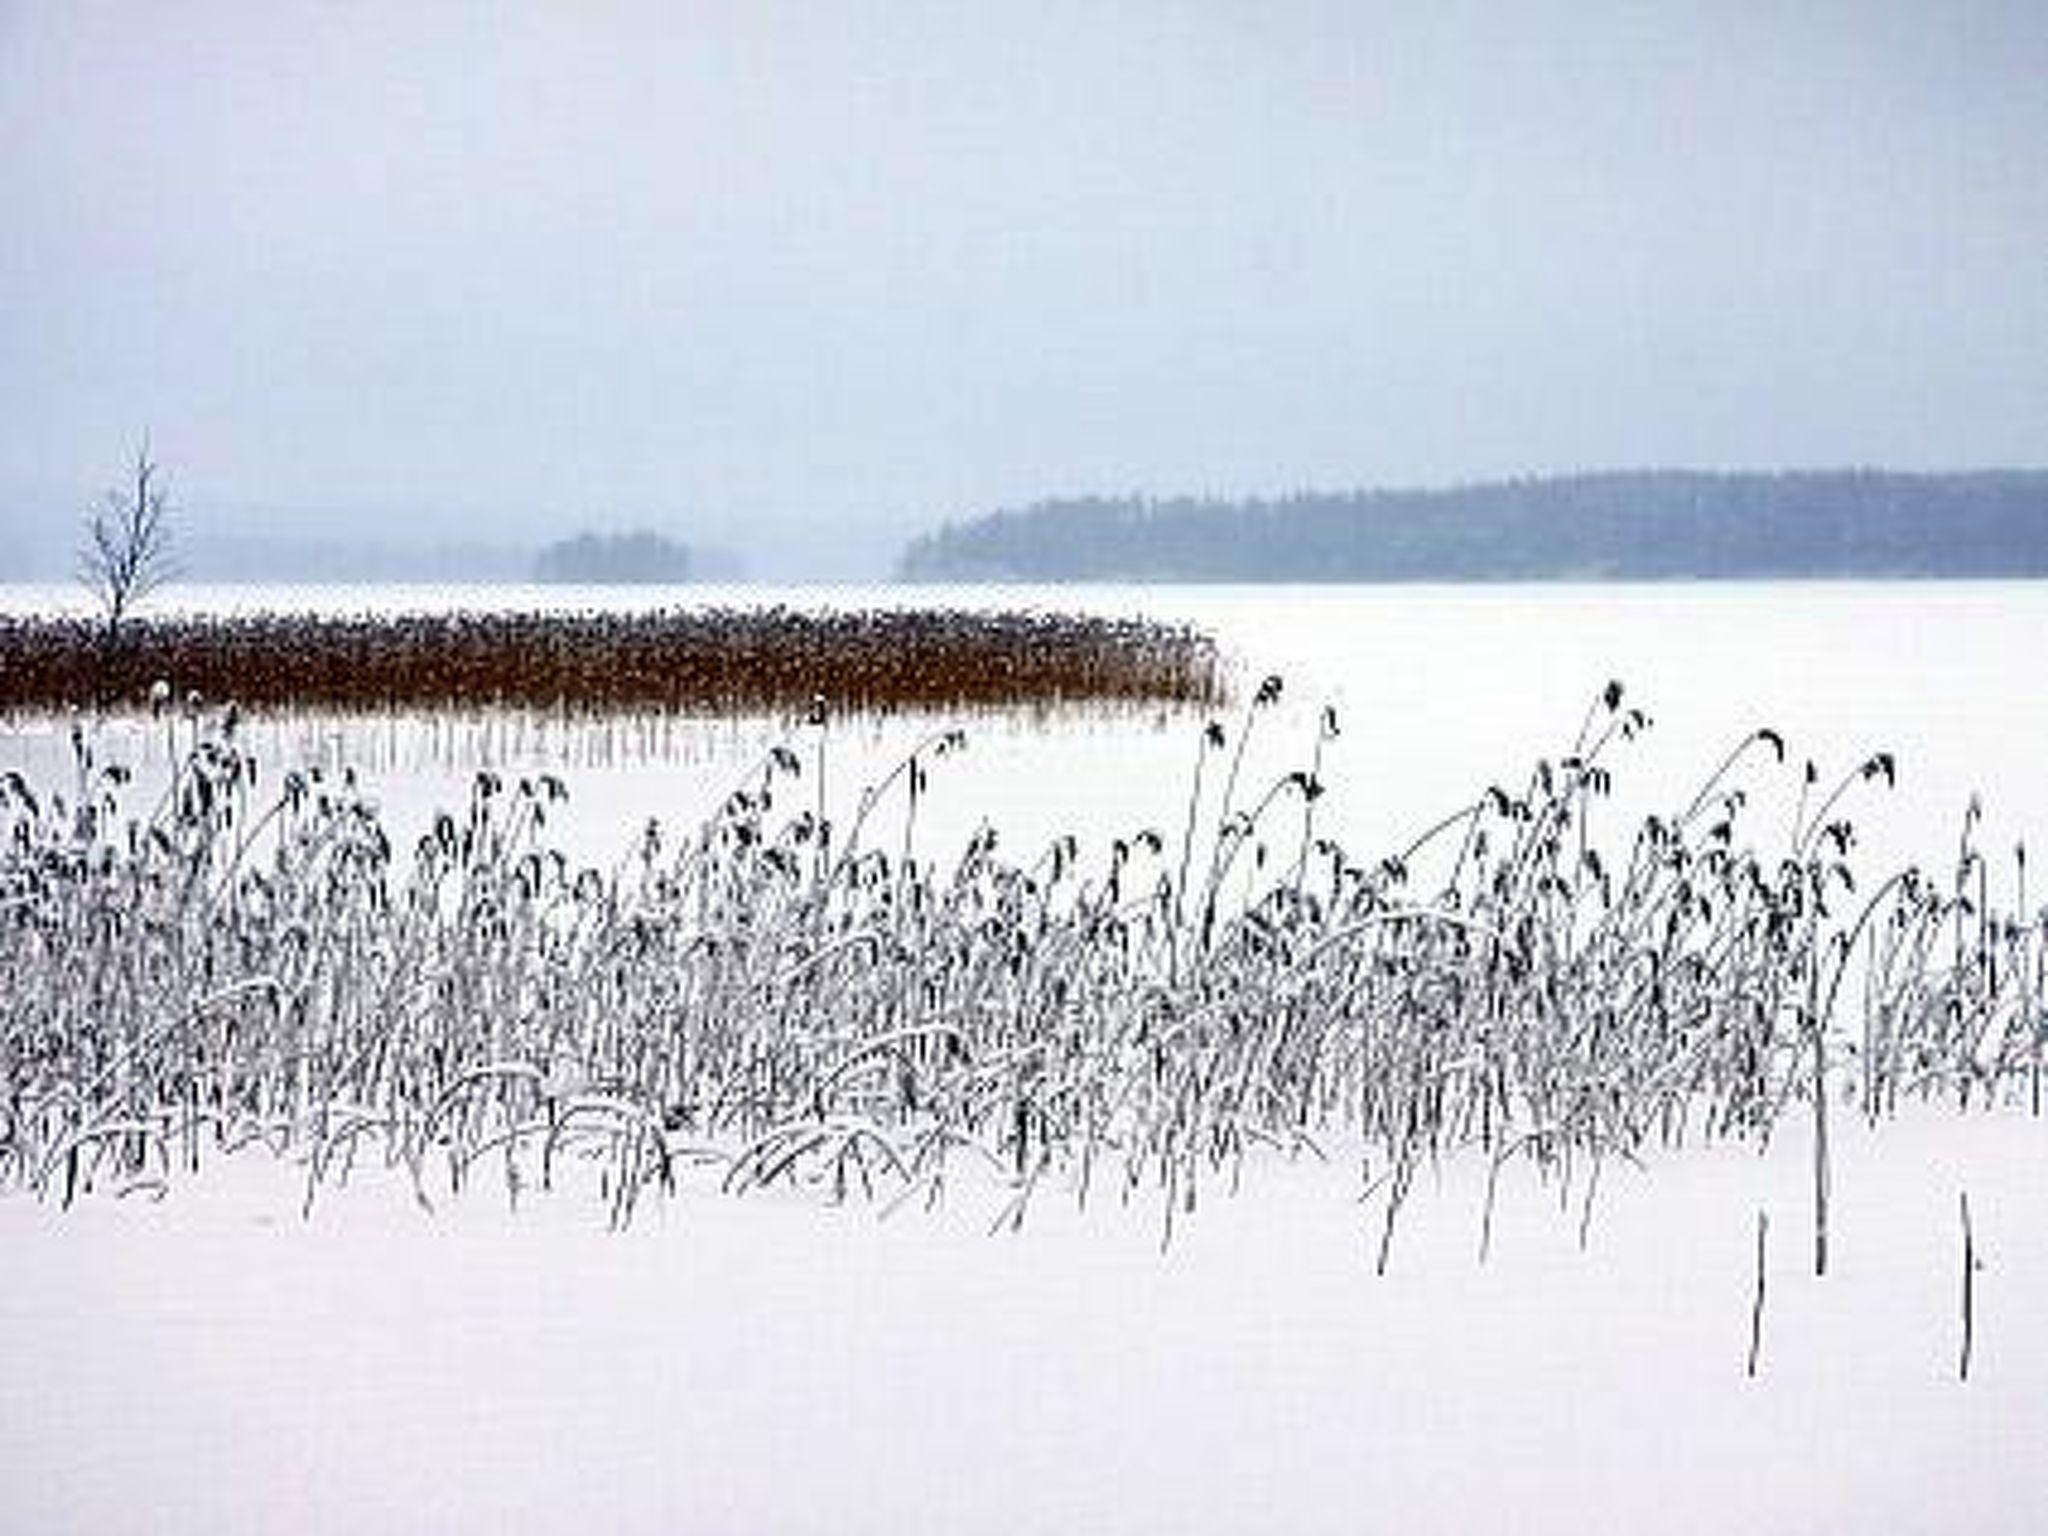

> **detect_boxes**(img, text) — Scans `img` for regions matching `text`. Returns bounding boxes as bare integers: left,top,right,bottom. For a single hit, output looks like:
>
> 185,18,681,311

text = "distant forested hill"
534,530,693,583
896,471,2048,581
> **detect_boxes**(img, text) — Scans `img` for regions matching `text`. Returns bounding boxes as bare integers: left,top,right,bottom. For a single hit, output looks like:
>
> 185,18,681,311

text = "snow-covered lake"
7,579,2044,874
4,580,2046,1535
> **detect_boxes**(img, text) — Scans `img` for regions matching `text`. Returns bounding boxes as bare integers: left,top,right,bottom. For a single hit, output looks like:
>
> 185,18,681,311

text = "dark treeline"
0,608,1220,717
533,530,694,584
897,470,2048,581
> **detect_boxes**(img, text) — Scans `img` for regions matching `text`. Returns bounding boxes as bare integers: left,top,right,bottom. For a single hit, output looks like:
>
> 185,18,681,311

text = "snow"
4,1112,2044,1534
4,580,2047,1533
7,580,2043,872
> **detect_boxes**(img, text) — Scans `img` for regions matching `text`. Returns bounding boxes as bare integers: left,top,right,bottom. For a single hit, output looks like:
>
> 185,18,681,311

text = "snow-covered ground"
5,581,2046,1533
3,1112,2042,1535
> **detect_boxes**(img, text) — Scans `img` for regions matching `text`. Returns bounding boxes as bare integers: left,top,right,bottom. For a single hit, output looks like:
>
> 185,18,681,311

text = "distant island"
534,530,694,583
897,470,2048,582
530,530,744,583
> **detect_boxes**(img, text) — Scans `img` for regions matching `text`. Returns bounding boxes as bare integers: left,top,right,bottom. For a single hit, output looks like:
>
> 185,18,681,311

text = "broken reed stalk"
1811,1004,1831,1278
1748,1208,1769,1378
1960,1190,1977,1382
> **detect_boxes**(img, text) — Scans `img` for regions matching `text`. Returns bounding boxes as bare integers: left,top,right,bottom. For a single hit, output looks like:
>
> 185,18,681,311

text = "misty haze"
4,5,2047,1536
3,0,2045,575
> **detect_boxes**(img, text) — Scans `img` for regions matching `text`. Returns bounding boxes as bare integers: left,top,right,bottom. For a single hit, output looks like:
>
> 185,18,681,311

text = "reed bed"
1,683,2043,1256
0,606,1222,717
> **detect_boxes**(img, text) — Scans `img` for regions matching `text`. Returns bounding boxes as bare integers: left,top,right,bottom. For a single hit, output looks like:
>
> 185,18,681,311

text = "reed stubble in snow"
2,682,2043,1260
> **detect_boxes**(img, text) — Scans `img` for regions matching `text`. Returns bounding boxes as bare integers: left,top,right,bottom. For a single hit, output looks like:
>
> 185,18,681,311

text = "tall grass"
2,683,2042,1250
0,607,1220,717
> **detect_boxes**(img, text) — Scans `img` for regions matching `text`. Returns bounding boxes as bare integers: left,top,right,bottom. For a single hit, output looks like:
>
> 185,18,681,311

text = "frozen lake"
4,579,2047,1535
6,579,2044,880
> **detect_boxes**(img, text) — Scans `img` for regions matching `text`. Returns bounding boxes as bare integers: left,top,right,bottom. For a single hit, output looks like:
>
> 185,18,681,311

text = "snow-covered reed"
3,682,2042,1260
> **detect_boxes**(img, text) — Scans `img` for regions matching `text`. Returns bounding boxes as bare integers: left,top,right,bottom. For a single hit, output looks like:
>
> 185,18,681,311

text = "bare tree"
80,441,177,641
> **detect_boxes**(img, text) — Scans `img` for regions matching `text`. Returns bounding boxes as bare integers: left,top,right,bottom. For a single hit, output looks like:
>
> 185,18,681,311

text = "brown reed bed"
0,606,1223,717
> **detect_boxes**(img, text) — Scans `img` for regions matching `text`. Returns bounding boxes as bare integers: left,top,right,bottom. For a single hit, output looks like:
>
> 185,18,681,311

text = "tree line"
897,470,2048,582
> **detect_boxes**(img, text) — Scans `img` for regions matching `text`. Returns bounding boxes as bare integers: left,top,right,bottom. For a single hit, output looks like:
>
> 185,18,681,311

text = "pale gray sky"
2,0,2044,576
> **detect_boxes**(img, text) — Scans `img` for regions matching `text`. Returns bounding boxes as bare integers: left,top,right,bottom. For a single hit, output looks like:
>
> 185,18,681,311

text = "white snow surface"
3,1115,2044,1535
5,581,2047,1533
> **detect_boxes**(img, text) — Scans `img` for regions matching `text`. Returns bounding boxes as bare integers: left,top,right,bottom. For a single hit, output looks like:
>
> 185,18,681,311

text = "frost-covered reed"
2,683,2043,1251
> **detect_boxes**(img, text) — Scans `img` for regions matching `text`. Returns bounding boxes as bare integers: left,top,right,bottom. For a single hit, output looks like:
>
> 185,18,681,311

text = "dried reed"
2,683,2043,1269
0,607,1221,718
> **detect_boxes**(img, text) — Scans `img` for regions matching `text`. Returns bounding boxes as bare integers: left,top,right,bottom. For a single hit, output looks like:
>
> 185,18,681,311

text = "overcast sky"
2,0,2044,575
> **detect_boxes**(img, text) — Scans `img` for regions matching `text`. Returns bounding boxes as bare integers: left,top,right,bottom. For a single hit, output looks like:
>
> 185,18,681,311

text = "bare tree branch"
78,440,177,638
